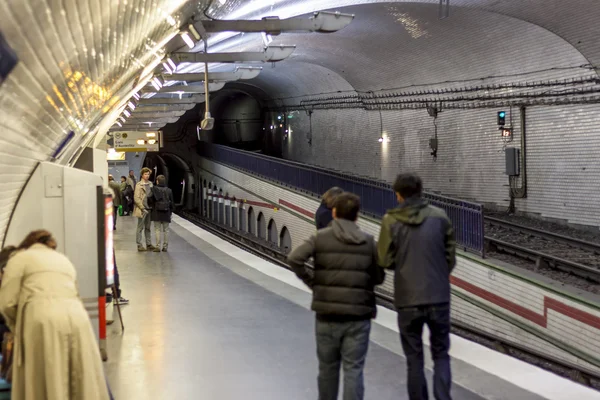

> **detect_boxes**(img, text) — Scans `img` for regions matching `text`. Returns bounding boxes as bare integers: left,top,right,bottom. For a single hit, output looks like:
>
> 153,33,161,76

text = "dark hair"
322,186,344,208
120,176,127,180
157,175,166,185
393,173,423,199
0,246,17,272
19,230,57,250
332,192,360,221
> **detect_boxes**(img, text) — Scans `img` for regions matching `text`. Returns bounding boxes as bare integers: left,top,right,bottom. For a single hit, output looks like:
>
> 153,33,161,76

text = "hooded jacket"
287,219,385,321
377,197,456,308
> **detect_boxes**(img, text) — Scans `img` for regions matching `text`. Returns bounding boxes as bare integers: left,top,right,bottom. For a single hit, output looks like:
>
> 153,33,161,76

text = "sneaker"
107,319,115,325
137,246,146,252
152,247,161,252
147,245,157,251
115,297,129,305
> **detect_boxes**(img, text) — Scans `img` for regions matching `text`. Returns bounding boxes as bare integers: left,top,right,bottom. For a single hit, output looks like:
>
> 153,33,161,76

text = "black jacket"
377,197,456,308
287,219,385,321
315,202,333,230
149,184,174,222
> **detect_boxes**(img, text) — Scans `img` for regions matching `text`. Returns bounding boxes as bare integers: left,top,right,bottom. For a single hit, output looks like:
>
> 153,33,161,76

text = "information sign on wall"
113,131,160,152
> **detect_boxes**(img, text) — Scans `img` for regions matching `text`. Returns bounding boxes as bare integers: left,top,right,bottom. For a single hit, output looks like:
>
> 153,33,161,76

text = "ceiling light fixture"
180,32,195,48
166,58,177,71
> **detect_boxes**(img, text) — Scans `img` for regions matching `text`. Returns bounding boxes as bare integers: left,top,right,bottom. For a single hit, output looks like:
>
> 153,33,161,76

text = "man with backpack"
149,175,174,252
377,173,456,400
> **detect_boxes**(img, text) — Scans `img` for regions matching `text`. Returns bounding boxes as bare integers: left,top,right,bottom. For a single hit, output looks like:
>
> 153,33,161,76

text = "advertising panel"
105,196,114,286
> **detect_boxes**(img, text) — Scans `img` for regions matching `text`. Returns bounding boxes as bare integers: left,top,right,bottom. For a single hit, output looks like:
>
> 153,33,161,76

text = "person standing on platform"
126,170,137,215
0,230,110,400
377,173,456,400
133,167,156,251
126,169,137,192
287,192,385,400
120,176,131,216
149,175,174,252
107,174,122,230
315,186,343,230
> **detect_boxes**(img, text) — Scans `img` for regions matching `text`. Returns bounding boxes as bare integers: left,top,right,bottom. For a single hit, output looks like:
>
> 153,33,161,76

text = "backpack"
154,187,170,212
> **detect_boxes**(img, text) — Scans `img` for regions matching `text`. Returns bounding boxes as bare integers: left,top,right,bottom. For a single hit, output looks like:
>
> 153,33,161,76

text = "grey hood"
331,219,367,245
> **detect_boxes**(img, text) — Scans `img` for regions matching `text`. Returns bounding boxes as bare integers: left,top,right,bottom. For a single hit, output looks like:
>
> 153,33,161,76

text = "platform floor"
104,215,596,400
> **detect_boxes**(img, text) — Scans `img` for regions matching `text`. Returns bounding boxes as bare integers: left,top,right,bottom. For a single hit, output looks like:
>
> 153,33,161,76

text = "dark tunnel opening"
199,89,265,152
143,153,188,206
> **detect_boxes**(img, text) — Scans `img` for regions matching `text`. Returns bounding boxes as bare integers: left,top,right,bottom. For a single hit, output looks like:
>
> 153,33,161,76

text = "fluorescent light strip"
180,32,195,49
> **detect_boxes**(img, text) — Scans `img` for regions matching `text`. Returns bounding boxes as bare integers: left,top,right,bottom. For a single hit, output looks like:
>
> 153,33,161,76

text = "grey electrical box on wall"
505,147,520,176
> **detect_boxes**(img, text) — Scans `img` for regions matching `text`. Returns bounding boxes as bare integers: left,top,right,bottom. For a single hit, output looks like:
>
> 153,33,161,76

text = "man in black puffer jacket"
287,192,385,400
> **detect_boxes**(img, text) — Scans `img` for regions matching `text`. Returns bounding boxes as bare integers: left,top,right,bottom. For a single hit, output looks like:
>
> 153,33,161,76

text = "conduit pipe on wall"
510,105,527,199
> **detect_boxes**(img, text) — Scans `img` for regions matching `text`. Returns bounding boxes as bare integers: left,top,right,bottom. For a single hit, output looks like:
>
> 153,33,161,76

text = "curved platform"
104,216,598,400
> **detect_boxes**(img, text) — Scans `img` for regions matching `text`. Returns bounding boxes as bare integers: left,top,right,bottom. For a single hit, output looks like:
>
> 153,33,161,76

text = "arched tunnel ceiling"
213,2,595,103
0,0,599,243
208,0,600,70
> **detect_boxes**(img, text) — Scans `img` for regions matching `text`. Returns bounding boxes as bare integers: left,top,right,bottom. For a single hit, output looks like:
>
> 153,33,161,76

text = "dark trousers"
121,198,129,215
315,318,371,400
397,303,452,400
113,206,118,229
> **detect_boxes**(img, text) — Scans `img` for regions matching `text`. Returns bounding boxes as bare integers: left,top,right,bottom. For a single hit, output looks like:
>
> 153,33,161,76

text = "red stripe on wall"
451,276,600,330
279,199,315,218
244,200,275,209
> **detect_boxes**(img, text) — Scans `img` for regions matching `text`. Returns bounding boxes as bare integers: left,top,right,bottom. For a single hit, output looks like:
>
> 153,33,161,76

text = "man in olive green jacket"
377,173,456,400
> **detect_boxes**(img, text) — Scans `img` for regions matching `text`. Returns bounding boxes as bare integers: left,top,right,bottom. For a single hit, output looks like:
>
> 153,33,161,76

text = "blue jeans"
397,303,452,400
315,318,371,400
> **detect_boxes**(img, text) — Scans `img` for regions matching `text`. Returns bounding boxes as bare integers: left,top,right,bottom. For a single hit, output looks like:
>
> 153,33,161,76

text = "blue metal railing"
198,144,485,256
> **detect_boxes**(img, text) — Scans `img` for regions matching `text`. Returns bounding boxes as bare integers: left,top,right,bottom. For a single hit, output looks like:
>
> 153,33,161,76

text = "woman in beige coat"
0,230,110,400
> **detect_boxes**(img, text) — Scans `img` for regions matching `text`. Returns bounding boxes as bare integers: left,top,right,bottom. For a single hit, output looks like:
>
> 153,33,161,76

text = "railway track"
179,211,600,388
484,216,600,283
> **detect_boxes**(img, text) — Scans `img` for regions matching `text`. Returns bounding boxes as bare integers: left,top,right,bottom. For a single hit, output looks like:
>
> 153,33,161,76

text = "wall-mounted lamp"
378,137,390,143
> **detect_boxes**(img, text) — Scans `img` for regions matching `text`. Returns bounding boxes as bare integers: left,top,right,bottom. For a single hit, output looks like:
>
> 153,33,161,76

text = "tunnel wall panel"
198,156,600,375
280,104,600,228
